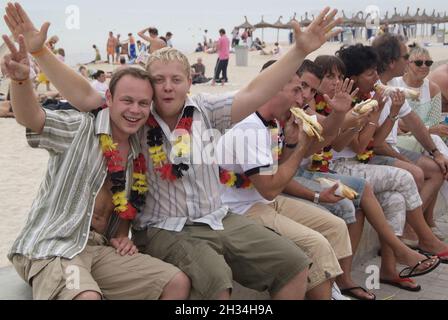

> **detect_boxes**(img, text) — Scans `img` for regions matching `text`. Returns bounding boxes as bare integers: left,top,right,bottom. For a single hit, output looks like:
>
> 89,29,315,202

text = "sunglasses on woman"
412,60,434,67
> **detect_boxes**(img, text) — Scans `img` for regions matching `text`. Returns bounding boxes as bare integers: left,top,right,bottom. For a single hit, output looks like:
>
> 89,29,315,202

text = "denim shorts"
293,167,367,224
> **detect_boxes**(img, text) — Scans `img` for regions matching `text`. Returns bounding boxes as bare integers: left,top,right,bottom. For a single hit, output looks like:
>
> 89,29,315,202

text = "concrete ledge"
0,221,380,300
0,267,31,300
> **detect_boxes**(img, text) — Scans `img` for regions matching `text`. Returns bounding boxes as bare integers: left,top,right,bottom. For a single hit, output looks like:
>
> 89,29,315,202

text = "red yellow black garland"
146,106,194,181
219,120,281,189
99,134,148,220
352,93,375,163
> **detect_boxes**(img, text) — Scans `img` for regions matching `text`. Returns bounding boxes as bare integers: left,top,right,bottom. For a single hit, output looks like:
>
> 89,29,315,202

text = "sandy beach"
0,40,447,268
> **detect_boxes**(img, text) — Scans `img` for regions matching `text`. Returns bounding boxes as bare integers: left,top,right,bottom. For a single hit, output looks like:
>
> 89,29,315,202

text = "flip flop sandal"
399,257,441,279
340,287,376,300
380,278,421,292
418,249,448,264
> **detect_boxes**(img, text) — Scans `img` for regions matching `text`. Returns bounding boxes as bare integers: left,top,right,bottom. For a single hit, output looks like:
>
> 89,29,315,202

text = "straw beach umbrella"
300,12,312,27
253,15,273,41
272,16,289,42
236,16,254,30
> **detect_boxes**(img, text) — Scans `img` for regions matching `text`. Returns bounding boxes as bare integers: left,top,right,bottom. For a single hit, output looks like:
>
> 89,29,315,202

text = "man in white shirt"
91,70,108,96
216,60,353,300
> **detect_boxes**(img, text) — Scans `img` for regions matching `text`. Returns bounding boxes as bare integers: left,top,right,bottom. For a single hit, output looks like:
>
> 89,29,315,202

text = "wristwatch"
388,114,399,122
429,148,440,158
313,192,320,204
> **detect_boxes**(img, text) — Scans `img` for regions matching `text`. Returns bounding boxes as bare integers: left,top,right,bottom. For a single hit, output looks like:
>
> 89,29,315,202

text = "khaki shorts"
11,231,180,300
133,214,311,299
245,196,351,291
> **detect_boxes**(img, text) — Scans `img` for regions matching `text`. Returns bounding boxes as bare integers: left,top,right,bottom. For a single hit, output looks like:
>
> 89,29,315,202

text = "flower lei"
309,94,333,172
219,121,282,189
146,106,194,181
352,93,375,164
314,93,332,116
99,134,148,220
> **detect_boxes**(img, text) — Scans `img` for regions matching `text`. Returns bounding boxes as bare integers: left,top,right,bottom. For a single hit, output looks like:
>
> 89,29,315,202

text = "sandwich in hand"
290,107,324,142
315,177,359,200
374,83,420,101
352,99,378,115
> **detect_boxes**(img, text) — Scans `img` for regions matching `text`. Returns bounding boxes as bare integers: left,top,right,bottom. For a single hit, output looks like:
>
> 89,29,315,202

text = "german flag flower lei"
315,93,332,116
146,106,194,181
99,134,148,220
219,121,281,189
309,93,334,172
352,93,375,164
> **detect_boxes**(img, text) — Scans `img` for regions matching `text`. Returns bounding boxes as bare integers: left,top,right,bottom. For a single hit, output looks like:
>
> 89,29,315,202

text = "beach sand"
0,41,447,268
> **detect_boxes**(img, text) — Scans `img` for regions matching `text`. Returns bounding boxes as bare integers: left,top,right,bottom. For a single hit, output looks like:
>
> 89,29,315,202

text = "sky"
0,0,446,65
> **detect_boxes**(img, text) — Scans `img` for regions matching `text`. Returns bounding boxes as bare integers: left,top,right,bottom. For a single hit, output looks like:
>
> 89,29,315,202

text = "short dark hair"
372,33,405,74
149,28,159,36
297,59,324,80
166,32,173,37
219,29,226,35
336,44,378,78
109,68,152,98
93,70,105,80
314,55,346,78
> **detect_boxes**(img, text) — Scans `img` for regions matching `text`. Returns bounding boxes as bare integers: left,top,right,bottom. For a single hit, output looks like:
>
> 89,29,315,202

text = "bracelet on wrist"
10,78,29,85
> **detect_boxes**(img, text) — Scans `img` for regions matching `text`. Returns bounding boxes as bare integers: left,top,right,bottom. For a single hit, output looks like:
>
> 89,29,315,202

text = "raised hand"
4,2,50,52
291,7,342,56
1,35,29,81
324,78,358,114
390,90,406,115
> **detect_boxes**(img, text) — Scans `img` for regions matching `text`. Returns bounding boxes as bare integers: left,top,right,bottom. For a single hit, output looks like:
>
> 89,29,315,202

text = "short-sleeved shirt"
378,78,412,145
216,113,274,214
9,108,142,260
133,92,235,232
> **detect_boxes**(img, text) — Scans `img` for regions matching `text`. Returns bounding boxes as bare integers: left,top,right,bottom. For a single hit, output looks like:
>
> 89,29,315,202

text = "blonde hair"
146,47,191,78
408,42,430,59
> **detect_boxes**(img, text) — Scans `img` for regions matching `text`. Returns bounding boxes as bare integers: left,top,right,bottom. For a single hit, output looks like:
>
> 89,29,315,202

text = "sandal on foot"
339,287,376,300
418,249,448,264
399,257,441,278
380,278,421,292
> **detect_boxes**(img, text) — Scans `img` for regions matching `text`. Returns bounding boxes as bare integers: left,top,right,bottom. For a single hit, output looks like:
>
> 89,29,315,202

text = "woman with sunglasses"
395,43,448,241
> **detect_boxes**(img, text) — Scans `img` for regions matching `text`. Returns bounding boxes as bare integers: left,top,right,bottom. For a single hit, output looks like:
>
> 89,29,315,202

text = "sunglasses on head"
412,60,434,67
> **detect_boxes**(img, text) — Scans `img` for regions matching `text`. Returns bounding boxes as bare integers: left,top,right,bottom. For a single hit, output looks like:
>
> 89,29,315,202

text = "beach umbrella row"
236,8,448,33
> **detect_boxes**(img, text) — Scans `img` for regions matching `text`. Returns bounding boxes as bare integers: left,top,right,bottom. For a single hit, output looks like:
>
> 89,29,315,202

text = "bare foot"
336,280,375,300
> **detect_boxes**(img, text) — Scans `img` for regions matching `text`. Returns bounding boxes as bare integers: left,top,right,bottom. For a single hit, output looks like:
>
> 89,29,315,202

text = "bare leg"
379,241,420,290
337,211,375,300
407,207,448,254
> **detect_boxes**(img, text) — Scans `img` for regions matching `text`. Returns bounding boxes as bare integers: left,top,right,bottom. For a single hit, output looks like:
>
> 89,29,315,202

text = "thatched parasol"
253,16,274,41
300,12,312,27
236,16,254,30
272,16,289,42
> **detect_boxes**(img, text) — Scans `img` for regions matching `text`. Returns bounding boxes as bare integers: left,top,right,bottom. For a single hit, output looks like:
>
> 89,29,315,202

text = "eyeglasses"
411,60,434,67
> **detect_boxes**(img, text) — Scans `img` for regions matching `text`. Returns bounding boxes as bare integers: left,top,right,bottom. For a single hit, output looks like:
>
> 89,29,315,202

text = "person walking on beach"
0,28,191,299
211,28,230,86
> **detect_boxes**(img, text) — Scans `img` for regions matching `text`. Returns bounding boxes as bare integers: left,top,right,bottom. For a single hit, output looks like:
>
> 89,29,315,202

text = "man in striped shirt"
2,28,190,300
8,4,343,299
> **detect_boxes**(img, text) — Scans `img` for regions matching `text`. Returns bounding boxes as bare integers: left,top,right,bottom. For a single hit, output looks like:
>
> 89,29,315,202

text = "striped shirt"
133,92,234,232
8,108,142,260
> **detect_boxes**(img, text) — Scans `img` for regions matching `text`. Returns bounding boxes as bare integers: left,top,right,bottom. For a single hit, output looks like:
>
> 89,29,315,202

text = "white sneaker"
331,283,351,300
